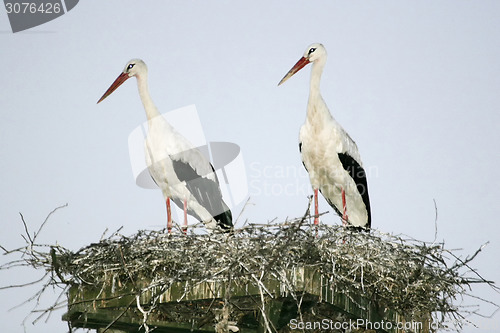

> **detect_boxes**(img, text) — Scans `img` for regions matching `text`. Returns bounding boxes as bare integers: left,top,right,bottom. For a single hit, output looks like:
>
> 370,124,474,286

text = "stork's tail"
214,201,233,232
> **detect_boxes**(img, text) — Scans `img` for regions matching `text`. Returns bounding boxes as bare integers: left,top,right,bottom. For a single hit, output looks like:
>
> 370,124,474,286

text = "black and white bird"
98,59,232,233
279,43,371,229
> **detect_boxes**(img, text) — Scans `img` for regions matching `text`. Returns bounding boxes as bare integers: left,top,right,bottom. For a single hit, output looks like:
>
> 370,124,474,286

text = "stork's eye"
127,63,135,70
308,47,316,55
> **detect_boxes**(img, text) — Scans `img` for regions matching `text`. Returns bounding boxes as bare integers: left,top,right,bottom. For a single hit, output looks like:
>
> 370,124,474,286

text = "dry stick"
101,296,137,333
33,292,68,325
67,292,137,307
136,295,151,333
252,272,273,333
33,203,69,244
0,274,48,290
99,228,109,242
19,212,33,245
447,243,498,287
0,244,9,253
118,244,136,286
138,282,170,330
218,271,233,333
18,204,69,253
433,198,439,243
236,196,254,226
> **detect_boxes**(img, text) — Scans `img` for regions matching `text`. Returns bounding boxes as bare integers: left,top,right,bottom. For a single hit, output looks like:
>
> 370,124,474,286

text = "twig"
100,297,137,333
432,198,438,244
236,197,254,226
19,212,33,245
33,203,68,244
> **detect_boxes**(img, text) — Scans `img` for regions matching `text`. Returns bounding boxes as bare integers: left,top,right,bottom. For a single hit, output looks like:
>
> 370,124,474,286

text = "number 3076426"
5,2,61,14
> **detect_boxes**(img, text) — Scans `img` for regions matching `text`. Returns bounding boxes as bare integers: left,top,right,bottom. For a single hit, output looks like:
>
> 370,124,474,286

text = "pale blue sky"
1,1,499,332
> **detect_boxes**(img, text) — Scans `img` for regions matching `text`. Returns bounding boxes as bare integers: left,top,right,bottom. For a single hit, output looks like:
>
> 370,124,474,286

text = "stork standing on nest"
279,43,371,229
98,59,232,233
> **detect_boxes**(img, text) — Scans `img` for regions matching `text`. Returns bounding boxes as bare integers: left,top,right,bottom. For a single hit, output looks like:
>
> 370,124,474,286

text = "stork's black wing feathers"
299,142,309,172
338,152,371,228
171,158,233,231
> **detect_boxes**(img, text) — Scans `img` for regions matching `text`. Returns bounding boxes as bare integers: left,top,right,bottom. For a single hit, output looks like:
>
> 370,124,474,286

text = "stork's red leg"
183,199,188,234
314,188,319,225
341,188,348,226
166,197,172,233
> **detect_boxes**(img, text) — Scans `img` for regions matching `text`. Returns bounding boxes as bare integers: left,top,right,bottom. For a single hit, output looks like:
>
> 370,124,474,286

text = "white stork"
279,43,371,229
97,59,232,233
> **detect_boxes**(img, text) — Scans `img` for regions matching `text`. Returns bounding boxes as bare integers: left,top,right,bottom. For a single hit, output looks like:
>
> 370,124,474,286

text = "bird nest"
1,204,498,332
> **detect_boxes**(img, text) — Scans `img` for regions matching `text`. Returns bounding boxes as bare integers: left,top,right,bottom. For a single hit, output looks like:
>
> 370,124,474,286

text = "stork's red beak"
278,56,310,86
97,72,130,104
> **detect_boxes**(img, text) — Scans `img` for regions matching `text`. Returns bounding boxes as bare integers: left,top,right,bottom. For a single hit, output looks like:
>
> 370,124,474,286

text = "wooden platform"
63,267,431,333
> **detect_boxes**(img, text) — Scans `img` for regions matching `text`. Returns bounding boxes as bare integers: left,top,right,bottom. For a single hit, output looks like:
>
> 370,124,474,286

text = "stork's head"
278,43,327,86
97,59,148,104
122,59,147,78
302,43,327,63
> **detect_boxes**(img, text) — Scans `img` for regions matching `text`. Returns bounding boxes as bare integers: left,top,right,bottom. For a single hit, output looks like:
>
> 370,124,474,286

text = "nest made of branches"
1,205,498,331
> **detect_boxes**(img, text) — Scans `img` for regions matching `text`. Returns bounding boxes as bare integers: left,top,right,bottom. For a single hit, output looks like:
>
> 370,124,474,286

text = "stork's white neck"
309,60,324,99
136,73,161,126
306,58,331,123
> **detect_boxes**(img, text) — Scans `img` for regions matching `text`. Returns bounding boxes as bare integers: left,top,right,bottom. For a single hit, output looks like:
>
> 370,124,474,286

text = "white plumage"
98,59,232,233
279,44,371,229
